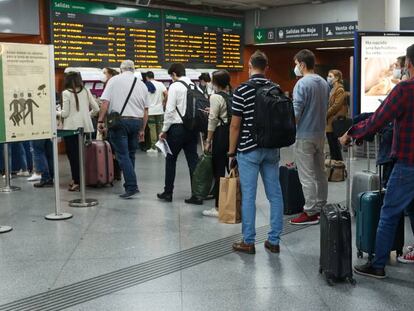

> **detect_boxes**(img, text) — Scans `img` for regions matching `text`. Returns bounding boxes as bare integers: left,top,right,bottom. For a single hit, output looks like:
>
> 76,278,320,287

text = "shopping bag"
191,152,214,198
218,168,241,224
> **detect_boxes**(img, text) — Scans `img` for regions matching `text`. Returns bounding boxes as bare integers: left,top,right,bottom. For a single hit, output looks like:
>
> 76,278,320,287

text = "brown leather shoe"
232,241,256,254
264,240,280,253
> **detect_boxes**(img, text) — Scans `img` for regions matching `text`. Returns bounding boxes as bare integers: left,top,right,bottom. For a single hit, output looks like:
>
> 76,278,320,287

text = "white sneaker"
27,173,41,182
16,170,30,177
146,148,158,153
398,250,414,264
202,207,219,217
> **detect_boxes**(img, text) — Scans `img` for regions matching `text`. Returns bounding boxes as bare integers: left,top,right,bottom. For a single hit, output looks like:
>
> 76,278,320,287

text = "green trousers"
148,115,164,149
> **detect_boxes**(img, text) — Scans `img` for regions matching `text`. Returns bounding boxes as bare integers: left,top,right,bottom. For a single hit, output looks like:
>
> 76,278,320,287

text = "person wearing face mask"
340,44,414,277
289,49,330,226
202,70,232,217
102,67,119,84
326,69,348,161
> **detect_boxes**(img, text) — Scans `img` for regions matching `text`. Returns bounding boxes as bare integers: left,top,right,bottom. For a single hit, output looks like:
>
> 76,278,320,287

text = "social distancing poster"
0,43,54,143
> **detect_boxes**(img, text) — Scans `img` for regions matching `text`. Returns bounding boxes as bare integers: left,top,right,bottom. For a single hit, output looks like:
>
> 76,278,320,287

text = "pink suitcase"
85,140,114,187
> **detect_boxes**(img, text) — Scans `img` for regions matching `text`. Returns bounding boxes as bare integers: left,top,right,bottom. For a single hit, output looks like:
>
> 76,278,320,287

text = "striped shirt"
232,74,271,152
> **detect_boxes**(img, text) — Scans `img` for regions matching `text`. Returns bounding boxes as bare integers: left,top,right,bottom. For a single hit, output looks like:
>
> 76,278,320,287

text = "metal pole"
346,144,352,212
45,137,73,220
69,128,98,208
0,143,20,193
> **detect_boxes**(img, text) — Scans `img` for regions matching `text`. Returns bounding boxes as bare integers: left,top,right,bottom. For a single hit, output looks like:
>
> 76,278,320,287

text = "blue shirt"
293,74,329,139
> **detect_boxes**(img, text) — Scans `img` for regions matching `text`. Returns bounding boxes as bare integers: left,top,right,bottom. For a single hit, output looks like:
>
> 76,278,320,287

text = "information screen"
164,11,244,69
51,0,163,68
49,0,244,70
355,32,414,114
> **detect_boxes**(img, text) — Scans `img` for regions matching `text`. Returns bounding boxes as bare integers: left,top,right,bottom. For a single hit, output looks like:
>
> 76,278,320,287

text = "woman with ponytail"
201,70,232,217
58,72,100,191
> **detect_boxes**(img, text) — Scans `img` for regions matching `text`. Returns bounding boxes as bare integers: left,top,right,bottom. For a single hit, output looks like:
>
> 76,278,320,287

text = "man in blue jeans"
340,44,414,278
229,51,284,254
31,139,54,188
99,60,149,199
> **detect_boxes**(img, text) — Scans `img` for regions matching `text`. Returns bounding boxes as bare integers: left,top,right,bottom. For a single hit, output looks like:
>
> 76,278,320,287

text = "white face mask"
294,64,303,77
327,76,334,85
101,75,108,83
393,68,402,79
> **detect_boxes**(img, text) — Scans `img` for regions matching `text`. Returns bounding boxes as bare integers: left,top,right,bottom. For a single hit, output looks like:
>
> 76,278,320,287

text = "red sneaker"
289,212,320,225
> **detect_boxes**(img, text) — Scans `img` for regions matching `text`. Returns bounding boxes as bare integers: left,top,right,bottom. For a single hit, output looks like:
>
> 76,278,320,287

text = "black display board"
49,0,244,70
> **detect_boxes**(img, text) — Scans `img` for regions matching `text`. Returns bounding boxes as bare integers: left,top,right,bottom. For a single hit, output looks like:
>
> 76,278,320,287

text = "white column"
358,0,400,31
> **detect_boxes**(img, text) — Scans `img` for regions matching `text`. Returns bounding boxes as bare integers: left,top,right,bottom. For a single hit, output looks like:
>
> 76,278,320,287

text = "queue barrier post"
45,136,73,221
0,143,21,193
69,128,98,208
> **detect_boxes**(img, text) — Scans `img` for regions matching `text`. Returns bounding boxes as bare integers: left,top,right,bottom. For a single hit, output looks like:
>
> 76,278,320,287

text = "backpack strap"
216,91,231,125
173,80,195,122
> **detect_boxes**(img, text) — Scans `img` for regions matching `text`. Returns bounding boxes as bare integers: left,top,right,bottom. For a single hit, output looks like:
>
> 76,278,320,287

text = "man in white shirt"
146,71,168,153
98,60,149,199
157,63,199,203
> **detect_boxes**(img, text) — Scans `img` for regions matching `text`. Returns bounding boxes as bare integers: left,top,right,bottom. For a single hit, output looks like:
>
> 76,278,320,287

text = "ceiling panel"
164,0,344,10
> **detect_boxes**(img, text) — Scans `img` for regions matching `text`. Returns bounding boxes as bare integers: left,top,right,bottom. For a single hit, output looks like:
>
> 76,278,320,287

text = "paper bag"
218,168,241,224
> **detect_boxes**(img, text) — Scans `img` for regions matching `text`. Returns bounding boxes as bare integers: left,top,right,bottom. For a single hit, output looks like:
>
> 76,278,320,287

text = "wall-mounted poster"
356,32,414,114
0,43,55,143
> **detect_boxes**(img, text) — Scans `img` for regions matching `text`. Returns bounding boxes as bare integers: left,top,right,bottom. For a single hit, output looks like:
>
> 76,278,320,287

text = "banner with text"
0,43,54,143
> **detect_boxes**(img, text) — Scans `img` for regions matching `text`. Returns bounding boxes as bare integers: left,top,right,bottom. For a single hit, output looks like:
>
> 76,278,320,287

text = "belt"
120,116,142,120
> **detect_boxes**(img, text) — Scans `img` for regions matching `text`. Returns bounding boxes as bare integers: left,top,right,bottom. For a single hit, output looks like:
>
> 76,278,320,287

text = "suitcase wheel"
357,250,363,259
347,277,356,286
325,274,335,287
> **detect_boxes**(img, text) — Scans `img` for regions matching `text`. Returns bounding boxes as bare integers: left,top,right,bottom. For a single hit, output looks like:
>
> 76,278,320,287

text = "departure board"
164,11,244,70
50,0,163,68
49,1,244,70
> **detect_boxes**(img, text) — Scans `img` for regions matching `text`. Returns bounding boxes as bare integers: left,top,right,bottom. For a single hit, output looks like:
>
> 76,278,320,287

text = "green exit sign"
254,28,275,44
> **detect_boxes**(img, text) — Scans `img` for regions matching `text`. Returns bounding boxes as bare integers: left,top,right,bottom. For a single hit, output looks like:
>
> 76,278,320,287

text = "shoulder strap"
175,80,190,89
120,77,137,116
174,80,191,120
215,92,231,125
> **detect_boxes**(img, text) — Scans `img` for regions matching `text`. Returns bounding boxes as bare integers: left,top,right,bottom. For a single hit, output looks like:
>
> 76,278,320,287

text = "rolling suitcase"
279,164,305,215
356,190,405,260
319,204,355,286
351,141,380,214
85,140,114,187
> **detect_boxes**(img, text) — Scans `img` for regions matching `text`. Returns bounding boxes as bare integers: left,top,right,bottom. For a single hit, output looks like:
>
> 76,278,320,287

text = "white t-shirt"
148,79,167,116
101,71,149,118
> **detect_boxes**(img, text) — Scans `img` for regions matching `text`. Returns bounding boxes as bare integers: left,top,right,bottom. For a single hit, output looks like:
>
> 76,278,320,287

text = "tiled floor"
0,148,413,311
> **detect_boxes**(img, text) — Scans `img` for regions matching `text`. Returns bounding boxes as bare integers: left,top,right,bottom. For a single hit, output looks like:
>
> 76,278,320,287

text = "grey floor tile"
0,260,66,302
182,287,329,311
64,292,182,311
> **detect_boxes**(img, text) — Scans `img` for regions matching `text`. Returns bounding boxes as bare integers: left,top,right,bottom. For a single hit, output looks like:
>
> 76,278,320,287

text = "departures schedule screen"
50,0,244,70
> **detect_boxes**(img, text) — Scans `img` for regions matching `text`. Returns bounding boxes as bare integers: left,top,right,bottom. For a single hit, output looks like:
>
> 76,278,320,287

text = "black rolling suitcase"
279,164,305,215
319,204,356,286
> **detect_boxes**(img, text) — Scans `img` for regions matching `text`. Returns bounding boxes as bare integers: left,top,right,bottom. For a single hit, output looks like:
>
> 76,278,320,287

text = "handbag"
107,77,137,130
191,152,214,199
218,167,241,224
325,159,347,182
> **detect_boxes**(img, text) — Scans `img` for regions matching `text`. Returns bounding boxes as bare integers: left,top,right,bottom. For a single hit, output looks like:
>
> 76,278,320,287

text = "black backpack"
175,80,209,133
216,91,233,125
246,81,296,148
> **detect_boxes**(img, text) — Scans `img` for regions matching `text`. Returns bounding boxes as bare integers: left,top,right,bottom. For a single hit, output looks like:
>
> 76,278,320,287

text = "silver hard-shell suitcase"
350,140,380,214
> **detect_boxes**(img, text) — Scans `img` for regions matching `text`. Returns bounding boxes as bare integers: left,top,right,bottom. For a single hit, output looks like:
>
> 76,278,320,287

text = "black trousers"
165,124,199,194
326,132,343,161
64,135,80,184
212,125,229,208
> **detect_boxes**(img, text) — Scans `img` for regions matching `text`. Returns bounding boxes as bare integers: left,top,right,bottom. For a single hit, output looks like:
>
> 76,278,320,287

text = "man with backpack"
289,49,330,225
157,63,202,203
230,51,296,254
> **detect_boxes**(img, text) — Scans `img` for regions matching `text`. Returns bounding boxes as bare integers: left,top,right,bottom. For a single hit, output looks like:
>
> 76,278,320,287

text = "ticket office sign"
0,43,54,143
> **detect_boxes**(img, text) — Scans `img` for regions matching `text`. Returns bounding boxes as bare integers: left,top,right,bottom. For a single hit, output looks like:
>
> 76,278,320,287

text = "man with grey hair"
98,60,149,199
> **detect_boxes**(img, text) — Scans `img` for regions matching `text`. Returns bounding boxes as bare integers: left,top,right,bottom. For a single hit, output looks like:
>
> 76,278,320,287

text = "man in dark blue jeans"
31,139,54,188
157,63,199,203
99,60,149,199
341,44,414,278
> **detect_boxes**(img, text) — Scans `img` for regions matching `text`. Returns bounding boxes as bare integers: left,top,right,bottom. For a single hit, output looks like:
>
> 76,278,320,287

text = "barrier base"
0,185,21,193
0,226,12,233
69,198,99,208
45,212,73,221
